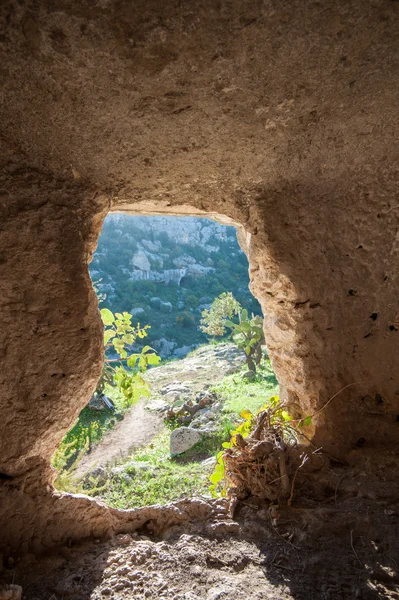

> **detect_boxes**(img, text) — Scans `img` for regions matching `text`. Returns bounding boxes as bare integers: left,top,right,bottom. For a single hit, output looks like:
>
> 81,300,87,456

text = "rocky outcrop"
113,215,226,250
129,268,186,285
131,250,151,272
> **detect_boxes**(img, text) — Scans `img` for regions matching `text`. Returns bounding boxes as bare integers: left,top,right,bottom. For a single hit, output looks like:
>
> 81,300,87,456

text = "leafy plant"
98,308,161,406
225,309,264,372
200,292,242,337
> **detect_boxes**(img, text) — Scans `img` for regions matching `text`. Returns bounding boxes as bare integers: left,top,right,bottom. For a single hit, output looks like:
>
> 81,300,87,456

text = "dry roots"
224,409,296,504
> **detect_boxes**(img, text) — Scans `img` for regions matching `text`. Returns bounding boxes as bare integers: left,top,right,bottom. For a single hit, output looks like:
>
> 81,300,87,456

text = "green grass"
211,357,279,416
51,385,132,473
97,428,229,508
54,351,279,507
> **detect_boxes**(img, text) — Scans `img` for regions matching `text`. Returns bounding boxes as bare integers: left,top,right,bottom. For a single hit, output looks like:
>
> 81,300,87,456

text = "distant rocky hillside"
90,215,261,357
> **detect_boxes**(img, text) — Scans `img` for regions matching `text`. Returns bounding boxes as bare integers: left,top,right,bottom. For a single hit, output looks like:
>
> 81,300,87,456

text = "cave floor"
2,447,399,600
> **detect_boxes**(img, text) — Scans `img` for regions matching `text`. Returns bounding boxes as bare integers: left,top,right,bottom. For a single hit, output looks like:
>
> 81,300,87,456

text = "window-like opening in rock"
52,215,279,506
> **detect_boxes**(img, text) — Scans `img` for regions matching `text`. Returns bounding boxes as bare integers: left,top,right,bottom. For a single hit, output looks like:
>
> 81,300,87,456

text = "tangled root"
223,409,303,506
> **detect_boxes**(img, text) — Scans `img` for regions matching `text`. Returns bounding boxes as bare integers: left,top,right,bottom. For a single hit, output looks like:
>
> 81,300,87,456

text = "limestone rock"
132,250,151,271
201,456,217,468
242,370,256,381
85,466,108,486
131,307,145,317
159,301,173,313
170,427,202,455
141,239,161,252
1,0,398,559
152,338,176,357
146,399,170,413
173,345,193,358
150,297,161,308
111,462,152,479
186,263,215,277
88,394,107,411
160,382,192,396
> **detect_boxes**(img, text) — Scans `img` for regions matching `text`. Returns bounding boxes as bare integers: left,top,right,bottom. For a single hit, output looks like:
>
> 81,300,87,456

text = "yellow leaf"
240,409,253,420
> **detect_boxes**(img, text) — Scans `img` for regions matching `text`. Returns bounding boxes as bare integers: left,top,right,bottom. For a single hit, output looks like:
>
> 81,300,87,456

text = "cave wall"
0,0,398,554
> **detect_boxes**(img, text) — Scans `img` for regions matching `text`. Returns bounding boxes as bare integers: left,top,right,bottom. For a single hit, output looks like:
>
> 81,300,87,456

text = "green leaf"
224,320,237,329
104,329,115,344
240,309,248,322
146,353,161,366
141,345,154,354
304,415,312,427
127,355,140,368
101,308,114,326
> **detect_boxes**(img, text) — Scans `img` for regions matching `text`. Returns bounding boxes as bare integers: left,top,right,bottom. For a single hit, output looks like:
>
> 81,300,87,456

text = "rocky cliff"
90,215,260,357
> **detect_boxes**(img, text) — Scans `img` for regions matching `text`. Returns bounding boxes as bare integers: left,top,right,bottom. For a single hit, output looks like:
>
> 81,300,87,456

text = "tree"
200,292,242,337
98,309,161,407
225,310,265,372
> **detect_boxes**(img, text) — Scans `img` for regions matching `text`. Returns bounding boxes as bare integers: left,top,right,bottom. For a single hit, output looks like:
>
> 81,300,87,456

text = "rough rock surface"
3,449,399,599
170,427,203,456
0,0,398,556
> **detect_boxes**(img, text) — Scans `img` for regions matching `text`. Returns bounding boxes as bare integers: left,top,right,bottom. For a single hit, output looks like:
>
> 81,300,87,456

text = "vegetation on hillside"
52,309,159,479
54,353,278,506
201,293,265,372
90,216,261,352
53,215,282,508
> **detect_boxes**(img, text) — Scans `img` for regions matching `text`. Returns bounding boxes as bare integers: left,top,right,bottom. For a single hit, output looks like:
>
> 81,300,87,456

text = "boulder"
159,301,173,313
152,337,176,357
173,345,192,358
170,427,202,455
150,297,161,308
88,394,106,411
201,456,217,468
111,461,152,478
146,399,170,414
160,382,192,396
131,250,151,271
242,370,256,381
124,461,153,473
84,466,108,486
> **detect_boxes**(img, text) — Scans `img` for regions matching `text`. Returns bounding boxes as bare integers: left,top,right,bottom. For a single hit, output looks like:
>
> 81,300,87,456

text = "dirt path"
74,344,245,477
74,400,164,477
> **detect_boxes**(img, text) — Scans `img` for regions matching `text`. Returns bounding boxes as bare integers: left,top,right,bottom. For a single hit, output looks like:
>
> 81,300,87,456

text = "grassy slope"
93,357,279,508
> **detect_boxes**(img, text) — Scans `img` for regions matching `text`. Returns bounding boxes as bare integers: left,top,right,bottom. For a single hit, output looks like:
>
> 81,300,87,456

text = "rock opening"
0,0,398,566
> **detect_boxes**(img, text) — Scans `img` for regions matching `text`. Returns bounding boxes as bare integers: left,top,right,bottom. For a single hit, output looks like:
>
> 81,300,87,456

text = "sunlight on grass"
51,385,129,473
99,430,226,508
211,357,279,415
54,352,279,507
